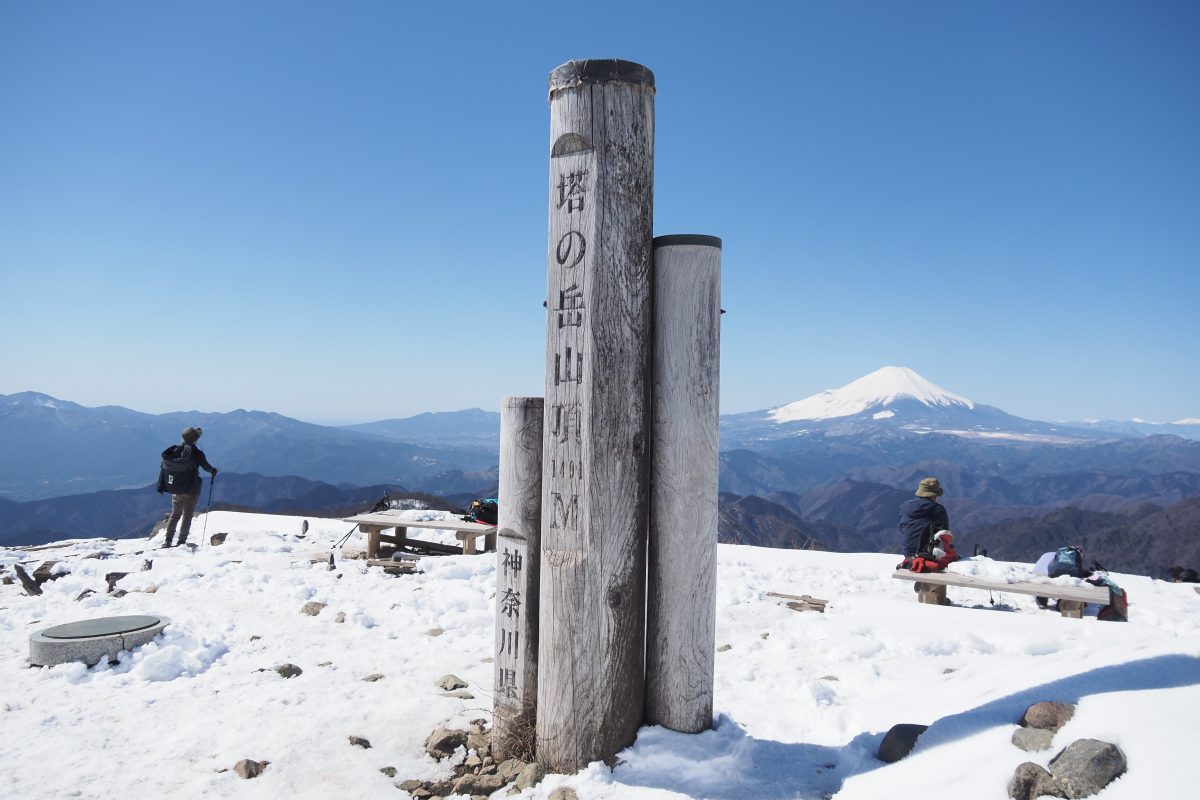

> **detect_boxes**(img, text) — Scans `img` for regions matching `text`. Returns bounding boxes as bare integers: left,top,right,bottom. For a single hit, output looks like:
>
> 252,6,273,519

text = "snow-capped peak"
769,366,974,423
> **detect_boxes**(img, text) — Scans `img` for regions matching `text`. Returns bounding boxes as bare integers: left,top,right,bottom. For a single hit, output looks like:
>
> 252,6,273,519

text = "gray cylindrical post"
646,235,722,733
493,396,544,761
538,58,655,772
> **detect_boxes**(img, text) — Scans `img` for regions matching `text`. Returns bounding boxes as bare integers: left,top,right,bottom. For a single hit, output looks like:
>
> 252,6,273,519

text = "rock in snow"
1049,739,1127,799
234,759,267,779
1012,726,1055,752
877,723,928,763
425,727,468,760
436,673,468,691
275,663,303,679
1008,762,1064,800
1022,700,1076,731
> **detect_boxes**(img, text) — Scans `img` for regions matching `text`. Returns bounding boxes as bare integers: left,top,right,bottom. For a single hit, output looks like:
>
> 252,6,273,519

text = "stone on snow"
425,727,468,760
877,723,928,763
1022,700,1076,731
1008,762,1065,800
234,759,268,779
436,674,468,691
1048,738,1127,799
1012,726,1056,752
300,601,326,616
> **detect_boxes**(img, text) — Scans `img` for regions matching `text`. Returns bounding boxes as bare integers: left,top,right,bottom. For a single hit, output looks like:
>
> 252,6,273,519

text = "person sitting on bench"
897,477,949,566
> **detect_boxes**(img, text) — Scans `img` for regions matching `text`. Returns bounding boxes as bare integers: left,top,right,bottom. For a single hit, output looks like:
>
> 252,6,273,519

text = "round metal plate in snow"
40,615,163,640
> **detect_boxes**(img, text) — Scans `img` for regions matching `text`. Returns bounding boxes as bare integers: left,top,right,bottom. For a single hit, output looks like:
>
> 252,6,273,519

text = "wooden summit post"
538,58,655,772
493,396,544,761
646,235,722,733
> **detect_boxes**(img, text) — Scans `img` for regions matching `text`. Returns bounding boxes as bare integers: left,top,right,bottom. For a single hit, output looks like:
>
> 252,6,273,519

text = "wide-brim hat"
915,477,943,498
181,427,203,443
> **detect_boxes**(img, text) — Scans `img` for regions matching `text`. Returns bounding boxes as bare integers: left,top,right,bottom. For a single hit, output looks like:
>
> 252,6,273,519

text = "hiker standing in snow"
157,426,218,548
899,477,949,559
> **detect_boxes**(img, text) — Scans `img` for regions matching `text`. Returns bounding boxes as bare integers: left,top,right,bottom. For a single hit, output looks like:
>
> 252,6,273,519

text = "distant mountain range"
1068,418,1200,439
3,370,1198,577
722,366,1195,446
0,472,460,549
342,408,501,445
714,367,1200,575
0,392,497,502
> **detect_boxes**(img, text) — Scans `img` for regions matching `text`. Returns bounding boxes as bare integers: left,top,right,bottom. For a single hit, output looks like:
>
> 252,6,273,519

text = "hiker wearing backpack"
898,477,950,559
157,426,219,548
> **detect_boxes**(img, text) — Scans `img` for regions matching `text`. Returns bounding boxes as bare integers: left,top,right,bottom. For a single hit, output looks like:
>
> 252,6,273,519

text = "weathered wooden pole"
493,396,544,761
537,58,655,772
645,235,722,733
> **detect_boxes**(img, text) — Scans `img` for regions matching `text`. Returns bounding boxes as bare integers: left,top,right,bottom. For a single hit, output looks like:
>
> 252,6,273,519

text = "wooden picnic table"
342,510,497,558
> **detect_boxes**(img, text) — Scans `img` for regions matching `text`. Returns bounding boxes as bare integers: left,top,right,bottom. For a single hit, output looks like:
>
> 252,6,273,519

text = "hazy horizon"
5,362,1196,428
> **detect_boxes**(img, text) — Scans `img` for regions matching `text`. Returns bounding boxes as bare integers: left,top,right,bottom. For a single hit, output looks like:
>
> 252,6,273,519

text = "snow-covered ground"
2,510,1198,799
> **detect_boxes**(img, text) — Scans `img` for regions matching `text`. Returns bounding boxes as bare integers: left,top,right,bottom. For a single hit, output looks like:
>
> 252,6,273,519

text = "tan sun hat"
915,477,943,498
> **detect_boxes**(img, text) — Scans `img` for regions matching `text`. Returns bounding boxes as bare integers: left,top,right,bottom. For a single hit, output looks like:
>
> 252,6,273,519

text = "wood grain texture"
493,397,544,761
13,563,42,596
538,59,655,772
645,240,721,733
892,570,1110,604
342,512,494,533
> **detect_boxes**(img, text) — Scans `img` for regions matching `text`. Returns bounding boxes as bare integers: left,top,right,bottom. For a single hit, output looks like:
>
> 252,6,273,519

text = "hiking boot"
162,537,175,549
177,536,189,548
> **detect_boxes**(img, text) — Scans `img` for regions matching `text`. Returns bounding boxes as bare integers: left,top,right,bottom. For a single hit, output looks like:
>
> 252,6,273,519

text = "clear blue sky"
2,1,1197,424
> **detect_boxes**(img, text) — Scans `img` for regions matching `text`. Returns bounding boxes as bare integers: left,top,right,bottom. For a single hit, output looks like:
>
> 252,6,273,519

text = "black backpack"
159,444,199,495
468,498,498,525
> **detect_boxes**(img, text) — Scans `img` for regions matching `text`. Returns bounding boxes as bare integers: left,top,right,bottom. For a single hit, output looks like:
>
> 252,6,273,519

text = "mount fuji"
721,366,1096,447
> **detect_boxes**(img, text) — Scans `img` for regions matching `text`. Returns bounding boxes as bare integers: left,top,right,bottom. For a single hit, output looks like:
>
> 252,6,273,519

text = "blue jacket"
899,496,949,557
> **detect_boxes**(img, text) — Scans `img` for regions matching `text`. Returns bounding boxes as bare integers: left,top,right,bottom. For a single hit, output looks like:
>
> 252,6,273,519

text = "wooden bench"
892,569,1112,619
342,510,497,559
766,591,829,613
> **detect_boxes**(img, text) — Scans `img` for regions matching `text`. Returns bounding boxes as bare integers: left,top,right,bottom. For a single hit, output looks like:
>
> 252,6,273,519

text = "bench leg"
463,535,477,555
361,526,382,559
1058,600,1084,619
484,532,496,553
915,582,947,605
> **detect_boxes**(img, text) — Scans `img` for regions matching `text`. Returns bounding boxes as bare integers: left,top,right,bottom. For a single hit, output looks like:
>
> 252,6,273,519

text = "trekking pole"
332,524,359,550
200,473,216,547
330,491,389,551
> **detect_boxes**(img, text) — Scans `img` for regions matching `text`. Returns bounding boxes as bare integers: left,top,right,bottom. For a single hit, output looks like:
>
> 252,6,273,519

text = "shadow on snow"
611,654,1200,800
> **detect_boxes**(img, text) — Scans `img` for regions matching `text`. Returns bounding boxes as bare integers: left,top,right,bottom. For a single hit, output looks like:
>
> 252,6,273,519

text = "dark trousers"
166,492,200,542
